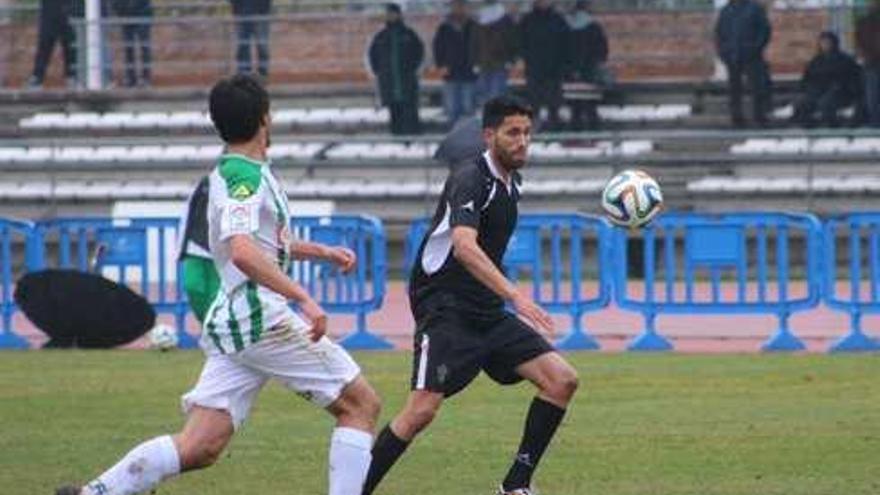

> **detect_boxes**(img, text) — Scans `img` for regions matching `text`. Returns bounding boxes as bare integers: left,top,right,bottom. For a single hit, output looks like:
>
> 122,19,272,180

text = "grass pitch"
1,351,878,495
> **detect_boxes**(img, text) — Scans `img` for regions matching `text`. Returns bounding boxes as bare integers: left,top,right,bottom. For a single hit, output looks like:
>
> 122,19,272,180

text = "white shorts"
181,319,361,430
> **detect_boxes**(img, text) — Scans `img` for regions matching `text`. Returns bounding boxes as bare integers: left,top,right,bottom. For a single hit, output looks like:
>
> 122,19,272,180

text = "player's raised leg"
363,390,444,495
498,352,579,494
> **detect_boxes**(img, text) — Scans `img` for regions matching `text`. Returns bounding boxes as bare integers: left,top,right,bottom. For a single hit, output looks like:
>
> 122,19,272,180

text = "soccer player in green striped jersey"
56,74,381,495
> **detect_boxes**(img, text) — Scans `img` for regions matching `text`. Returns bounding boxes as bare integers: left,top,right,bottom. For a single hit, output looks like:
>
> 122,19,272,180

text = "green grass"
1,351,878,495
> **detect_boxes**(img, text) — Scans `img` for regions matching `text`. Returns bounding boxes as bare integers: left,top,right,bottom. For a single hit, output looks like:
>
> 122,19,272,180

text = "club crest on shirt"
230,204,252,230
231,183,253,200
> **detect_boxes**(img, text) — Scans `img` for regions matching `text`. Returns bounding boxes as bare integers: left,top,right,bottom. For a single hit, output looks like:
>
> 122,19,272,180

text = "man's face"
485,114,532,171
819,37,834,54
386,11,401,23
452,1,468,18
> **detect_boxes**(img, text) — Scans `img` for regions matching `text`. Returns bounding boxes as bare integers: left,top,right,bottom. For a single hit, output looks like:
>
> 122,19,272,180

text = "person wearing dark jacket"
472,0,518,105
369,4,425,135
792,31,861,128
231,0,271,77
856,1,880,127
715,0,773,127
566,0,608,131
433,0,477,127
26,0,78,88
520,0,569,129
113,0,152,87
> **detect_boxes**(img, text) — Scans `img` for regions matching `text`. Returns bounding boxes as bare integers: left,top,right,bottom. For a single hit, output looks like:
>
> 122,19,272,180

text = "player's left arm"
290,240,357,274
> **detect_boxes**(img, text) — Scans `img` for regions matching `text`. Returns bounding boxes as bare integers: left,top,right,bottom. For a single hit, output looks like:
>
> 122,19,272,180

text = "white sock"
83,435,180,495
328,427,373,495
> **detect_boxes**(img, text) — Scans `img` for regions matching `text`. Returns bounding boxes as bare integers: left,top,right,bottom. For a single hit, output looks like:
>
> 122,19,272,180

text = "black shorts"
409,295,555,397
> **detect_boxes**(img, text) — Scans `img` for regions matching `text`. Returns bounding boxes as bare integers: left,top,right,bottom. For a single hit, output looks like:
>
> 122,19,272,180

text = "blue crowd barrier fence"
613,212,823,352
288,215,391,350
0,218,35,349
823,213,880,352
404,213,613,349
16,214,388,350
30,217,197,348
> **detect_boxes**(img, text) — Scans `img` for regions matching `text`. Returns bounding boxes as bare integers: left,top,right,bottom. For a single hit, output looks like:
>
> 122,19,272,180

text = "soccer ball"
148,324,179,351
601,169,663,229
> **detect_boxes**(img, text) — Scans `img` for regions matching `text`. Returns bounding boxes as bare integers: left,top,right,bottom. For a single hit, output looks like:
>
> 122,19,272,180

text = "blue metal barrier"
613,212,823,352
823,213,880,352
32,217,196,348
0,218,34,349
289,215,390,350
404,213,612,350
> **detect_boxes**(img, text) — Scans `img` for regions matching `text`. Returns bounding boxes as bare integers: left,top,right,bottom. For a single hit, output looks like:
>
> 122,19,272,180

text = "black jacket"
715,0,771,65
369,21,425,105
112,0,152,17
230,0,271,16
567,15,608,81
802,49,862,99
520,6,570,81
433,17,477,81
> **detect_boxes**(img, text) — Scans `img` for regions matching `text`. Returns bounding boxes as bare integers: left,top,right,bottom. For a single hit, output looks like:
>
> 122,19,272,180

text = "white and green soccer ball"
601,169,664,229
148,324,179,351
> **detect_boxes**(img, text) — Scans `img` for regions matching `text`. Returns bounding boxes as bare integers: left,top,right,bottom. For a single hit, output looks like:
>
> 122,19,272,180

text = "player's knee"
359,386,382,423
401,403,438,434
179,437,226,470
546,367,579,403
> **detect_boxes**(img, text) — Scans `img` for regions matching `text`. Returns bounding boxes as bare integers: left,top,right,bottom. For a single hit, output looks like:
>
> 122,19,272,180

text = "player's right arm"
451,226,553,333
228,235,327,341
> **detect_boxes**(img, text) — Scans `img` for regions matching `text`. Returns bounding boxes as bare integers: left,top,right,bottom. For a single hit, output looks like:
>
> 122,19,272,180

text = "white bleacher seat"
420,107,445,123
773,138,809,154
93,146,130,162
19,112,67,129
730,139,775,155
123,112,168,129
55,146,96,162
159,145,200,161
92,113,133,129
302,109,344,125
195,144,223,160
127,145,165,161
272,108,310,125
619,140,653,156
325,143,372,160
24,147,53,162
810,138,848,154
165,111,210,128
847,138,880,153
0,148,29,162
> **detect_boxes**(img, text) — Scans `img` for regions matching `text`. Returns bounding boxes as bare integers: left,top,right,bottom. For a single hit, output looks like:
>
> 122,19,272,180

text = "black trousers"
725,58,772,125
121,21,152,85
793,87,852,128
389,100,421,135
31,13,76,81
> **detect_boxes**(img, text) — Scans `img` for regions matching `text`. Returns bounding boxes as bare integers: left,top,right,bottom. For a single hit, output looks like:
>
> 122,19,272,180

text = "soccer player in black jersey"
363,95,579,495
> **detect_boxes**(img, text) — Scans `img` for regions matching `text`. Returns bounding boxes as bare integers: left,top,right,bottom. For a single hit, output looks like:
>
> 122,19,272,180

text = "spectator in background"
715,0,772,128
565,0,608,131
472,0,517,105
433,0,477,128
26,0,78,89
231,0,271,78
856,0,880,127
520,0,569,130
368,3,424,135
0,0,11,86
792,31,861,128
114,0,152,87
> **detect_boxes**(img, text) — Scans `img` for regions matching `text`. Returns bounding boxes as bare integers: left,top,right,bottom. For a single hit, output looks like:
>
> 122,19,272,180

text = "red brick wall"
0,8,829,88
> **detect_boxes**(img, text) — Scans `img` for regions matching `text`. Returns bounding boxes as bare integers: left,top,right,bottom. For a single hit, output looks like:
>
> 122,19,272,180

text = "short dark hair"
209,74,270,144
482,95,534,129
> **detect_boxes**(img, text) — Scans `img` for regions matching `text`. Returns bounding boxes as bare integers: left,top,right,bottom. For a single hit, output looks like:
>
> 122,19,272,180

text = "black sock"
502,397,566,491
363,424,410,495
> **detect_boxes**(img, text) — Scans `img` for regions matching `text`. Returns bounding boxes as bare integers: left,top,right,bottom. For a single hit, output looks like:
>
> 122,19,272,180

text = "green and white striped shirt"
203,154,303,355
